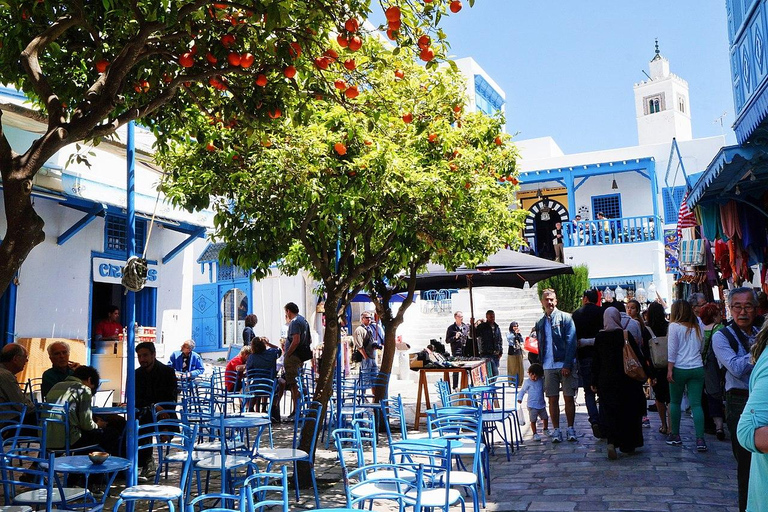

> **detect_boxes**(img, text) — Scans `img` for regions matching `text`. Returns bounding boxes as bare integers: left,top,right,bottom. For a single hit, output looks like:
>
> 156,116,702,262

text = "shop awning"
688,145,768,208
589,274,653,288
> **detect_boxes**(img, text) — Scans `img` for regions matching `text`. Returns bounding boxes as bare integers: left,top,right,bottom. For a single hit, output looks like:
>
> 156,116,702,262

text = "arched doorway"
524,198,569,260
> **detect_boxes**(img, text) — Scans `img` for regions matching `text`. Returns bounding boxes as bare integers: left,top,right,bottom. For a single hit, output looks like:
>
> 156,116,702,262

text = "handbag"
646,325,669,369
524,335,539,355
623,330,648,382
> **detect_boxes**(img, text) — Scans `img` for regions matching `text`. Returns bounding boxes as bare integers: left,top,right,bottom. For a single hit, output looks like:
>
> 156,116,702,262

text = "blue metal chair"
0,448,92,510
311,463,424,512
256,401,322,508
475,383,517,460
186,490,241,512
489,374,523,449
242,466,289,512
428,406,486,509
380,394,408,448
39,402,101,456
390,440,462,512
192,414,252,496
112,422,198,512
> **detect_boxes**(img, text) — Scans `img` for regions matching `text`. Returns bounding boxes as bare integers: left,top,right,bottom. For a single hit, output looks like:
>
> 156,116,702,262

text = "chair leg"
293,461,300,502
310,463,320,508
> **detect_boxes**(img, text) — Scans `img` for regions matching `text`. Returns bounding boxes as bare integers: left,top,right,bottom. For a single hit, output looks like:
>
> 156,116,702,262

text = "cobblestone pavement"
103,374,741,512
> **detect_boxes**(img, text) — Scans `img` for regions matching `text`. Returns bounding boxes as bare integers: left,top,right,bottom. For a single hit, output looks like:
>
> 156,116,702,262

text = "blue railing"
563,215,661,247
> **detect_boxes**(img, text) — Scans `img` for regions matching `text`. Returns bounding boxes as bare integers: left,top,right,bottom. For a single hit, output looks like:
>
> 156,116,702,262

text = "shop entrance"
90,282,157,343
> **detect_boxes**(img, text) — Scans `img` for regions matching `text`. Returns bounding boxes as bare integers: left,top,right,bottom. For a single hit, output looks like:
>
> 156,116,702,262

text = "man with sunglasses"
713,287,761,512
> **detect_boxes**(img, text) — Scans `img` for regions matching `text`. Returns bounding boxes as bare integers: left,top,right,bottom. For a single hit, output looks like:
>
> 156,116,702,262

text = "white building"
0,86,213,394
515,46,725,299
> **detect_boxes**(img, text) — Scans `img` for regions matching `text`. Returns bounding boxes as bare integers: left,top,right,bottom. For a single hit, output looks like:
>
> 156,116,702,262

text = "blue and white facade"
0,87,211,355
514,49,725,299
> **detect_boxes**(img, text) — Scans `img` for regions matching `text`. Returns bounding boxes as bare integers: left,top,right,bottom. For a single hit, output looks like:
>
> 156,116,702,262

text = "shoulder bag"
623,330,648,382
646,325,668,369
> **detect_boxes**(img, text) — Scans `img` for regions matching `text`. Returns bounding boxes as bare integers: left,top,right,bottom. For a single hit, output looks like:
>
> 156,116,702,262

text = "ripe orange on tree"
494,136,503,146
388,19,401,31
314,56,330,70
417,35,430,49
343,59,356,70
344,18,359,32
95,59,109,73
220,34,236,48
178,52,194,68
227,52,241,66
334,79,347,90
255,74,267,86
394,69,405,79
206,52,218,64
450,1,462,13
336,34,349,48
324,48,338,61
283,65,297,78
334,142,347,155
428,133,438,143
240,53,255,68
385,6,401,22
344,85,359,99
419,47,434,62
268,108,282,119
386,29,398,40
348,36,362,52
289,42,302,59
402,112,413,124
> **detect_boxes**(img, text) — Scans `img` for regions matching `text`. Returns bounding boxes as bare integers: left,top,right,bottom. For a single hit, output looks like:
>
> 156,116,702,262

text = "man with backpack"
354,311,381,387
283,302,312,419
712,287,760,512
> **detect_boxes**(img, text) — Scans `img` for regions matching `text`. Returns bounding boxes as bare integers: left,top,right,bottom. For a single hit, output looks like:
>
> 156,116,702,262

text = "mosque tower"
633,40,693,145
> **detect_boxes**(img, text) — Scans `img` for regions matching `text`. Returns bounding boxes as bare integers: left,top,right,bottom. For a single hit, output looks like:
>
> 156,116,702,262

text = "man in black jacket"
476,310,502,377
571,289,604,437
446,311,469,389
135,341,178,481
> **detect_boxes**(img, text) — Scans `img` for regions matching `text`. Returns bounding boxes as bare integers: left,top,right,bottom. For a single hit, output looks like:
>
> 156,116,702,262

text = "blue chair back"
186,491,240,512
243,466,289,512
381,394,407,444
346,463,424,512
294,401,322,456
332,428,362,473
0,450,59,509
352,417,377,465
136,420,198,506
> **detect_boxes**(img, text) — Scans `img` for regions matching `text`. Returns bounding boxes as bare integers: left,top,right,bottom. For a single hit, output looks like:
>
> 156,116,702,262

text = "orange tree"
158,33,524,454
0,0,465,295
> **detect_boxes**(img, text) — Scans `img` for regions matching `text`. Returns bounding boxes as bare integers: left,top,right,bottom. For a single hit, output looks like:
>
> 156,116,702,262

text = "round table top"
41,455,131,473
207,414,272,429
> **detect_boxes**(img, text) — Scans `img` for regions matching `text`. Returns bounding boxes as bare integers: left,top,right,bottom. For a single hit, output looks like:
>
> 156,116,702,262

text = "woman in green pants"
666,299,707,451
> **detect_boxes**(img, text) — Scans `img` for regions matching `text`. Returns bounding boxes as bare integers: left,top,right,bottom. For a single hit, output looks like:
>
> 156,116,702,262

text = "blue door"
192,284,218,352
219,281,249,349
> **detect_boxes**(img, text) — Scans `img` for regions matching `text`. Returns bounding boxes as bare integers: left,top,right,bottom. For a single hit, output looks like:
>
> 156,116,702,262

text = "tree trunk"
0,166,45,295
295,289,340,487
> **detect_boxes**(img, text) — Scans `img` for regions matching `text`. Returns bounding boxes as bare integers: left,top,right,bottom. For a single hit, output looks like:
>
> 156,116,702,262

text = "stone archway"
524,198,569,258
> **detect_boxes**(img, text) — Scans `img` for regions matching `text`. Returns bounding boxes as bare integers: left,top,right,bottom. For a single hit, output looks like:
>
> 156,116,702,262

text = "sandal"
659,426,670,435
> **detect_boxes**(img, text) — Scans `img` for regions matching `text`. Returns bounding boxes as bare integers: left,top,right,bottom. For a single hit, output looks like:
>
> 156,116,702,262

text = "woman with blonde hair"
666,299,707,451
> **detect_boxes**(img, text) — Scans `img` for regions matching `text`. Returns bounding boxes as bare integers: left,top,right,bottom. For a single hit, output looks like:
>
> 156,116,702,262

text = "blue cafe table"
41,455,131,504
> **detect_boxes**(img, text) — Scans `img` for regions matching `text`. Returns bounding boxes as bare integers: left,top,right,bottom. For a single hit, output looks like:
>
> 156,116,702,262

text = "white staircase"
395,287,543,351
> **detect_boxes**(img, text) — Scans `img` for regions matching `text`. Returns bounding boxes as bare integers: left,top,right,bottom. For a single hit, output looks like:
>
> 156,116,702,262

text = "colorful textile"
676,191,698,240
698,203,722,242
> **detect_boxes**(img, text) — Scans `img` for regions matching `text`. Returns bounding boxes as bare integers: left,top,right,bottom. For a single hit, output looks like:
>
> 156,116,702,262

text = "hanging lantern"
636,287,648,303
647,282,657,300
615,285,626,302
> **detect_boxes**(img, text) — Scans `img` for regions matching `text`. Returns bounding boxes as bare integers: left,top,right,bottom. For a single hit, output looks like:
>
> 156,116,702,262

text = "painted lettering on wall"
92,257,159,287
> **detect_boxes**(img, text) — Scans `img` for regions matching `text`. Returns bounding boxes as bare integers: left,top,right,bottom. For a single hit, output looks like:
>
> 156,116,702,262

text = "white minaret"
633,40,692,145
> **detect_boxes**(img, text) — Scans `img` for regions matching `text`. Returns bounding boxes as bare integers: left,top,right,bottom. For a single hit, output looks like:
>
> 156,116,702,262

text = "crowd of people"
513,286,768,512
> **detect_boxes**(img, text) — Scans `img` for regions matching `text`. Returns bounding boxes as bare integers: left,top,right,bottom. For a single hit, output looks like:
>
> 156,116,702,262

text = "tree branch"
20,13,84,129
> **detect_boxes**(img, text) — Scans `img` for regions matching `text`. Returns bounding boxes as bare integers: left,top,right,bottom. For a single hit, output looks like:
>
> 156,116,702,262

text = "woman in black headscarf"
592,307,651,459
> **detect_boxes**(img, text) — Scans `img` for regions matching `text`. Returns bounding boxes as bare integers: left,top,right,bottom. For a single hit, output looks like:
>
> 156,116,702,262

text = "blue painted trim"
90,250,157,266
162,226,207,264
573,177,588,191
565,171,576,222
672,139,690,186
591,193,622,219
552,178,566,188
519,157,655,184
632,170,651,180
473,74,505,110
57,203,104,245
648,160,660,239
0,85,27,100
688,145,764,206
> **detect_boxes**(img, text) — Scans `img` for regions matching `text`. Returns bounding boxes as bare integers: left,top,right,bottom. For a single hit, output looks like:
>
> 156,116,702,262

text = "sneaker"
532,433,542,442
696,438,708,452
665,434,682,446
139,459,156,481
566,426,577,442
642,416,651,428
551,428,563,443
607,443,618,460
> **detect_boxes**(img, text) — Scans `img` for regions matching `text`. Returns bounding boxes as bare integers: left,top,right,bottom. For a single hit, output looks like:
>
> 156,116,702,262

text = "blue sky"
438,1,736,154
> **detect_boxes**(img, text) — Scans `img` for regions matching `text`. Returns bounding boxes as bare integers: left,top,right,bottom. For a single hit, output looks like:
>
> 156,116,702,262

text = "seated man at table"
45,365,124,456
167,339,205,380
135,341,178,482
0,343,38,435
41,341,81,399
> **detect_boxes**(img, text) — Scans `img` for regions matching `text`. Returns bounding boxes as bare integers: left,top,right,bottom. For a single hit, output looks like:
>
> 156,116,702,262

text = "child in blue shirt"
518,363,548,441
